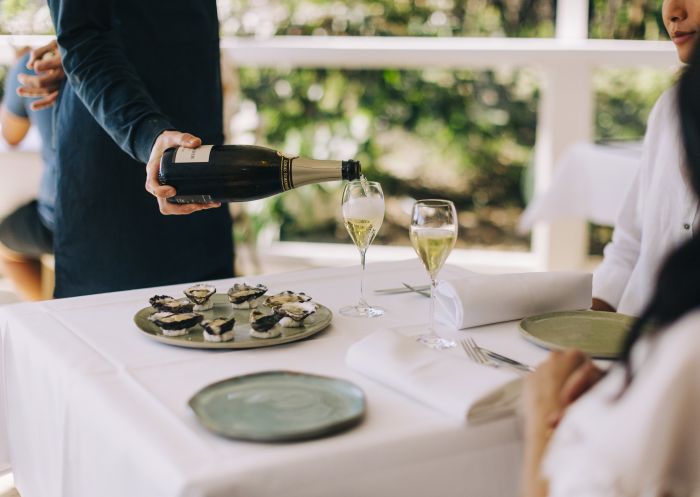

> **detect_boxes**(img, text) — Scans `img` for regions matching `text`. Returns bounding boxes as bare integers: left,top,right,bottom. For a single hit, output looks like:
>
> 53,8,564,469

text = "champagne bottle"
159,144,361,203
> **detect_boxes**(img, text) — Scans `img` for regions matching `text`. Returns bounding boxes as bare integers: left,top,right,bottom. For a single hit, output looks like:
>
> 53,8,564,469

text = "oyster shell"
148,311,202,337
184,284,217,311
249,309,282,338
264,291,312,309
149,295,194,313
227,283,268,309
277,301,317,328
201,316,236,342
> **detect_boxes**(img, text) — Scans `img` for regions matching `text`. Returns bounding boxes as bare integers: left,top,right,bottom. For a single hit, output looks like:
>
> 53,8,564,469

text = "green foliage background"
0,0,675,254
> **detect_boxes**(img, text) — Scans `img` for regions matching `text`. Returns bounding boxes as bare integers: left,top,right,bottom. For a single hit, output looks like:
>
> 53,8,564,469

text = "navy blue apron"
50,0,233,297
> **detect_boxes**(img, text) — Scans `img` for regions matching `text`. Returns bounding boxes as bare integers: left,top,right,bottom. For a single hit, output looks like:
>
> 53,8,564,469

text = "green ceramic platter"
134,294,332,349
519,310,635,359
189,371,366,442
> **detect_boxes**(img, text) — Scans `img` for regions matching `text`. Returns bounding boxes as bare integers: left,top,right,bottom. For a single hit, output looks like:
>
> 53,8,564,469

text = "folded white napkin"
346,328,521,424
435,271,592,329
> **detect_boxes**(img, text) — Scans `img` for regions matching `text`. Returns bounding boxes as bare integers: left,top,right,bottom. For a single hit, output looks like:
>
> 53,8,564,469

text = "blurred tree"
589,0,666,40
0,0,52,34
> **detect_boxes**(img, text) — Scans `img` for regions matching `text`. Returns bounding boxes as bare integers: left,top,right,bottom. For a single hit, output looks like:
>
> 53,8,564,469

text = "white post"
555,0,589,40
532,64,593,270
531,0,592,270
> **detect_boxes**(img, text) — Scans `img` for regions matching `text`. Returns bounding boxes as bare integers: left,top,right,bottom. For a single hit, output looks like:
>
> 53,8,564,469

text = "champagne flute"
410,199,458,349
340,180,385,318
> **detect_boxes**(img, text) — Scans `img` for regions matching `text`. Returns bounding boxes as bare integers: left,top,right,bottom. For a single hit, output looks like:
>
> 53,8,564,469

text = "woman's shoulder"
638,84,682,177
647,85,679,128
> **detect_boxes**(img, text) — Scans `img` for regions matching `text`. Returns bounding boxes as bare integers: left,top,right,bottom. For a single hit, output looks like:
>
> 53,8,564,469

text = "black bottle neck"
342,160,361,181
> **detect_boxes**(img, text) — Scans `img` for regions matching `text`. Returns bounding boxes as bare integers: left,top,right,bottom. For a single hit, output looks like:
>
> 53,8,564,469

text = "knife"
374,284,430,294
482,350,536,373
402,283,431,297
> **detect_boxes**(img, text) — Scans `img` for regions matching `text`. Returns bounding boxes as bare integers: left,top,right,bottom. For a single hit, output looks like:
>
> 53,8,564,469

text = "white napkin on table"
435,271,592,330
346,328,521,424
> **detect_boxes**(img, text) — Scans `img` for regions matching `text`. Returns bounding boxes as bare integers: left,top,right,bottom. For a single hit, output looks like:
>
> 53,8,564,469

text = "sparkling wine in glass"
340,179,385,318
410,199,458,349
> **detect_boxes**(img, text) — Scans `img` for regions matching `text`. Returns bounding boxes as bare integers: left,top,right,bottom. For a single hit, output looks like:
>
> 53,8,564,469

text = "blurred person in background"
591,0,699,315
43,0,233,297
0,42,63,300
521,29,700,497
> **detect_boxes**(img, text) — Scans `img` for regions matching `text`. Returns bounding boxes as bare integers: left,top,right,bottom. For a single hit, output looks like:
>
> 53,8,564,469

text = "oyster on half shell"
277,301,317,328
250,309,283,338
184,284,217,311
227,283,268,309
264,291,312,310
201,316,236,342
148,311,203,337
149,295,194,313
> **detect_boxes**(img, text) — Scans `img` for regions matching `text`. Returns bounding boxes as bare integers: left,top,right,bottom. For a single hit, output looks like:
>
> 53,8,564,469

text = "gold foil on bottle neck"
290,158,344,188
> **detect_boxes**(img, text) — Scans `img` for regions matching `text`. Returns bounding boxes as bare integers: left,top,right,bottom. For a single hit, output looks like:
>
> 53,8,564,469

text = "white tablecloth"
0,260,552,497
519,141,641,231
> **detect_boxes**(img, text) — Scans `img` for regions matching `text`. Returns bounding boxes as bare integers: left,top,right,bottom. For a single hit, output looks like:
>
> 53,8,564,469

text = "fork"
460,338,535,373
460,337,494,367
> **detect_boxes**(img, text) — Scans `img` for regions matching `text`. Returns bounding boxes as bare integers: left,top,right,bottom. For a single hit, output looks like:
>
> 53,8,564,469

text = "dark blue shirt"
3,52,56,230
47,0,233,297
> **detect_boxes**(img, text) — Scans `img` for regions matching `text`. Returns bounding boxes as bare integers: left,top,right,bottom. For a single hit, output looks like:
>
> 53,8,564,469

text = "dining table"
0,259,553,497
519,141,641,231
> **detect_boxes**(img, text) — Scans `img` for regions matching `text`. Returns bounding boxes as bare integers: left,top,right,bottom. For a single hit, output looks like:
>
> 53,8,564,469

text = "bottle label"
174,145,213,163
280,156,293,191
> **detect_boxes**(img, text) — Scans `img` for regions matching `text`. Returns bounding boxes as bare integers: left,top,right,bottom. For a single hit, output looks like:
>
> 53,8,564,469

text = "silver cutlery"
460,338,496,368
374,284,430,295
482,348,536,373
460,338,535,373
401,282,431,298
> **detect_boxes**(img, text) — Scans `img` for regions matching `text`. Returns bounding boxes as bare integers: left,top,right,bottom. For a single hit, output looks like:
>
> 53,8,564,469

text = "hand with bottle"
156,143,361,204
145,131,222,215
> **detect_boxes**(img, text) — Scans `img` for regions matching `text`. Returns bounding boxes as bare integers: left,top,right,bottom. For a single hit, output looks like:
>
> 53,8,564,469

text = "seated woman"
521,36,700,497
0,41,62,301
592,0,699,316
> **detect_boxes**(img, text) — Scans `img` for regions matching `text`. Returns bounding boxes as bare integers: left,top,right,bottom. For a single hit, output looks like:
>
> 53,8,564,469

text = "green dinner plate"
134,294,332,349
189,371,366,442
519,310,636,359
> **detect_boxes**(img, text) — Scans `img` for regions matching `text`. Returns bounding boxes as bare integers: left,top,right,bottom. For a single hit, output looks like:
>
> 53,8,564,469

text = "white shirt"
593,88,700,316
543,309,700,497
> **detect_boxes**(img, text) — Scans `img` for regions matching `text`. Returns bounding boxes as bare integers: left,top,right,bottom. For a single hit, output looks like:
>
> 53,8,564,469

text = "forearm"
521,351,599,497
0,105,30,146
521,425,550,497
592,172,643,307
48,0,173,163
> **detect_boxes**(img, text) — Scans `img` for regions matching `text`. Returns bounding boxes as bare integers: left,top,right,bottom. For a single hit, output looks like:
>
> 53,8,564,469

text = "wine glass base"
339,304,385,318
416,334,455,350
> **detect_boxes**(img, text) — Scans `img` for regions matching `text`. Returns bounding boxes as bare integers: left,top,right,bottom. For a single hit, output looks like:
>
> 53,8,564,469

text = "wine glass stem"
429,276,437,336
358,249,368,308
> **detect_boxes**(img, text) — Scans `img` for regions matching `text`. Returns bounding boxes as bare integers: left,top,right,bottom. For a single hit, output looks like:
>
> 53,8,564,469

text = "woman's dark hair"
619,46,700,387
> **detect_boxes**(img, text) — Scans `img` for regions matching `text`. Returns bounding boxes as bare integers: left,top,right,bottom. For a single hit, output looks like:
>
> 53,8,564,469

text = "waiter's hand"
146,131,221,215
17,39,64,111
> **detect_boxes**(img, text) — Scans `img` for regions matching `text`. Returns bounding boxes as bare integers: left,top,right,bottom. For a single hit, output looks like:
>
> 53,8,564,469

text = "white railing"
220,36,675,68
0,30,679,272
2,34,675,68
